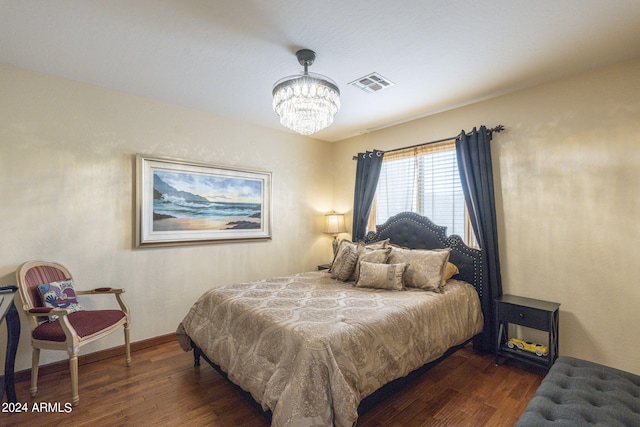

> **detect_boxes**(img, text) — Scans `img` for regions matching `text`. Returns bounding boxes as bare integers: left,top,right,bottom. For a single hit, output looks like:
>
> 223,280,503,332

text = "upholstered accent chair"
16,260,131,406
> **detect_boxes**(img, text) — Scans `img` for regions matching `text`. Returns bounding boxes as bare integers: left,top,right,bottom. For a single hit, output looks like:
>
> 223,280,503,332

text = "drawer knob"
519,313,524,318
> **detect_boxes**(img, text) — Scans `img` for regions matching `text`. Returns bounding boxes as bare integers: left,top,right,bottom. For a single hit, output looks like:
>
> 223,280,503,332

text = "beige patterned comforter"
176,271,483,427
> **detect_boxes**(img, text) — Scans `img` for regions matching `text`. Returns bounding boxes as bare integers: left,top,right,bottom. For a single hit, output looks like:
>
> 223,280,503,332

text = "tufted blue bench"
516,356,640,426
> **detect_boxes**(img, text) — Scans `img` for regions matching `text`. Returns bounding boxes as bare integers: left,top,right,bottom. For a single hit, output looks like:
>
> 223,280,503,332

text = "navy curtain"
456,126,503,352
352,150,384,241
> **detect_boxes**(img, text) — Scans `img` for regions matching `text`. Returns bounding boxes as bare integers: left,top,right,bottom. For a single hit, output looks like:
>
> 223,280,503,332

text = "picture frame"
136,155,272,247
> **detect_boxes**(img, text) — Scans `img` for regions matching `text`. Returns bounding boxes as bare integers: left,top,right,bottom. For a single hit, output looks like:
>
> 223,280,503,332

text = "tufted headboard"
364,211,488,348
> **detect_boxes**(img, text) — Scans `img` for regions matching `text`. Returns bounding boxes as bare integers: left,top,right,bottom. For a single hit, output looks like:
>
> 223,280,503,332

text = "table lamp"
324,212,347,255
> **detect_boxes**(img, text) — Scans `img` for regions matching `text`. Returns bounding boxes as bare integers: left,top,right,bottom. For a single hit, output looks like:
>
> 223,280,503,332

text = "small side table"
0,289,20,403
317,264,331,271
495,294,560,369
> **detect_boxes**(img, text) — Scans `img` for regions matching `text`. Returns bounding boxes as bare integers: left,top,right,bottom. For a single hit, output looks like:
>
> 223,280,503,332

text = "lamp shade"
324,213,347,235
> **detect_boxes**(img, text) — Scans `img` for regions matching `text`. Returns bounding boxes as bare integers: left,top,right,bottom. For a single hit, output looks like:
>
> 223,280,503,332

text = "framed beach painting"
136,155,271,247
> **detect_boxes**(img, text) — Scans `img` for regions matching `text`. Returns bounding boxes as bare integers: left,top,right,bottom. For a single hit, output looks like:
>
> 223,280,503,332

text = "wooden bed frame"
189,211,488,421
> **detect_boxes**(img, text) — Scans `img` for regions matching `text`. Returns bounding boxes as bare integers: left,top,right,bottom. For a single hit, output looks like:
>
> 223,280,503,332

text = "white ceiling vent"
348,72,394,93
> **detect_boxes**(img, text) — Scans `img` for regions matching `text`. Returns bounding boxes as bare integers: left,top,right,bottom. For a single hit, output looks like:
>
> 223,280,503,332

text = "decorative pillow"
329,240,356,271
329,240,359,281
37,279,83,321
363,238,390,250
349,244,392,282
442,262,460,286
387,247,451,292
355,261,408,291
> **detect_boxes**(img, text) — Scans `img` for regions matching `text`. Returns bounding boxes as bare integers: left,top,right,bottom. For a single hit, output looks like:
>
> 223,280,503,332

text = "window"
369,140,477,246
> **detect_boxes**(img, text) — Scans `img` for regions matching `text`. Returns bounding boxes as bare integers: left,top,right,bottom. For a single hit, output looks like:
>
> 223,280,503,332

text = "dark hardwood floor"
1,340,544,426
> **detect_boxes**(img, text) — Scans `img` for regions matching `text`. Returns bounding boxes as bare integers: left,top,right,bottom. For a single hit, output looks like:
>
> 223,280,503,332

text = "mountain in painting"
153,174,209,203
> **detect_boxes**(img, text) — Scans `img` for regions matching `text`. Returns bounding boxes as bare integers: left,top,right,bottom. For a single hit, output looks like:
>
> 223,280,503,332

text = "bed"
176,212,489,427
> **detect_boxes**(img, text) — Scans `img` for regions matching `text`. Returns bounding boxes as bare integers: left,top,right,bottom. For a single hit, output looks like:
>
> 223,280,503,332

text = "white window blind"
371,140,476,245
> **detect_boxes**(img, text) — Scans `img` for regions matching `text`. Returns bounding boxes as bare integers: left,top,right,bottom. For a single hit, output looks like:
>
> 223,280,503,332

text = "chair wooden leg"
69,354,79,406
30,348,40,397
124,322,131,367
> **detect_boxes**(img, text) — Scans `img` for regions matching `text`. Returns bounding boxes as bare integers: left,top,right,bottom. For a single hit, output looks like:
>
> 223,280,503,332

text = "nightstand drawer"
498,304,549,330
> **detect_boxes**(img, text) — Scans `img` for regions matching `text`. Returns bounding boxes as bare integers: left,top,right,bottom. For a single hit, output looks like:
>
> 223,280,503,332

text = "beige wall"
332,59,640,374
2,59,639,376
0,64,335,371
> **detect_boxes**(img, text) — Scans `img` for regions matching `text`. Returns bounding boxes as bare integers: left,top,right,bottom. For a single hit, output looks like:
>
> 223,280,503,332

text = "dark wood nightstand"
495,294,560,369
317,264,331,271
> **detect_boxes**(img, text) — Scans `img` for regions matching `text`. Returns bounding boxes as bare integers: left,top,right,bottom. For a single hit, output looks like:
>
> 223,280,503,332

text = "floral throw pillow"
37,279,83,321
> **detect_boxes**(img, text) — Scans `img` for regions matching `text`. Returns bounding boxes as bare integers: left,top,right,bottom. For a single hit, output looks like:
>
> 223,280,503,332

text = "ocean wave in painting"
154,196,261,219
152,172,262,230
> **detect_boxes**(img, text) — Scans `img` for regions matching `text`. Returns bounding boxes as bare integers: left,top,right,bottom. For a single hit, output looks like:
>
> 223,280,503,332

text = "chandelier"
272,49,340,136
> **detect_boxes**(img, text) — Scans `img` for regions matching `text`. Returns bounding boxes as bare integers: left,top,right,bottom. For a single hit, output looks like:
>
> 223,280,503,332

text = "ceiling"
2,0,640,142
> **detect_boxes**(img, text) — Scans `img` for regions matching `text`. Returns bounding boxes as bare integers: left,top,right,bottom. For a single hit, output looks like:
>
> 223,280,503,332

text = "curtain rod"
352,124,504,160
